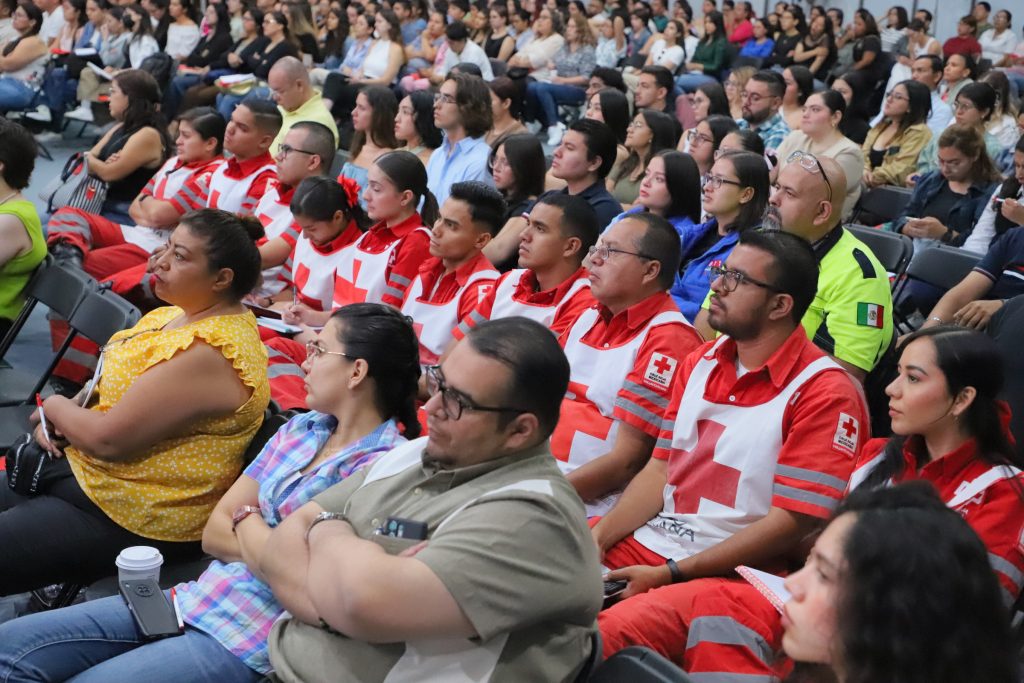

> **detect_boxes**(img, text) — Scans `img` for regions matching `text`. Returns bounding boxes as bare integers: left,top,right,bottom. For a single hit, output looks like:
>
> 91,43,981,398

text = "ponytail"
374,150,437,228
329,303,422,438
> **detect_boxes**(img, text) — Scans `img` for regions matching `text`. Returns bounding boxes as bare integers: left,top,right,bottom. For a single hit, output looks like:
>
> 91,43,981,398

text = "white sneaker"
35,131,63,144
65,103,94,122
24,104,51,123
546,122,566,147
525,120,543,135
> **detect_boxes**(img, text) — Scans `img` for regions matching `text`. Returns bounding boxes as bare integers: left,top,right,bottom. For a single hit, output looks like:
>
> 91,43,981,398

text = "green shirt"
0,199,46,322
802,227,894,372
268,437,603,683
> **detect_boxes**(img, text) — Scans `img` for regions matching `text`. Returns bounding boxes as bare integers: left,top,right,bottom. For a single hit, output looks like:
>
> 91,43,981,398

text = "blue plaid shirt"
737,111,790,153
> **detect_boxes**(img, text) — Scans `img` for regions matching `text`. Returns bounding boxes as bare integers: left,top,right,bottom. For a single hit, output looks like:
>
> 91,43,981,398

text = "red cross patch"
643,353,678,391
831,412,859,457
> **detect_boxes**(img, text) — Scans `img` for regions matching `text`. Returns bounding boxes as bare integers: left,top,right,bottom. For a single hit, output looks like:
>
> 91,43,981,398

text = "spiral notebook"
736,566,791,614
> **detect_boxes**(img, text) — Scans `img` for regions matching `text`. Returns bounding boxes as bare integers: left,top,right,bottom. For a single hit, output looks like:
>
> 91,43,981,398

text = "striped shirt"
175,415,404,674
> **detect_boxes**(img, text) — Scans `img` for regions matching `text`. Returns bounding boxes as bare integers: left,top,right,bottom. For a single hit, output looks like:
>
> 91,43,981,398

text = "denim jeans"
526,81,587,127
0,77,36,113
43,67,78,129
0,594,262,683
215,86,271,121
674,72,718,93
164,73,202,120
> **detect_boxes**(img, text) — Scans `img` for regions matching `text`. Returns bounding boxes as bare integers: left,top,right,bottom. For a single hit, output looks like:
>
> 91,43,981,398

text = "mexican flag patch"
856,303,885,328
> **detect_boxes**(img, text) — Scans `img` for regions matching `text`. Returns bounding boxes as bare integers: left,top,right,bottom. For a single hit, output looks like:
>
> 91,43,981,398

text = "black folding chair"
851,185,914,225
589,646,695,682
0,258,96,407
846,224,914,282
891,245,982,330
0,288,140,451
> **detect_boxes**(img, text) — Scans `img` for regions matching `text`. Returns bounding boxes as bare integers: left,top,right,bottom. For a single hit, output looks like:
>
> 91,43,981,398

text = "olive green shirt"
268,437,603,683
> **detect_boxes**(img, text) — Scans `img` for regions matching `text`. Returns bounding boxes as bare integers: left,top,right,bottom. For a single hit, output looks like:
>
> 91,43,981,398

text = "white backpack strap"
946,465,1024,509
847,452,888,493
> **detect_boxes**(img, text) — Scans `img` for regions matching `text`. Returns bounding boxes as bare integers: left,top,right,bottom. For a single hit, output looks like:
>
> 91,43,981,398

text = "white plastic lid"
115,545,164,569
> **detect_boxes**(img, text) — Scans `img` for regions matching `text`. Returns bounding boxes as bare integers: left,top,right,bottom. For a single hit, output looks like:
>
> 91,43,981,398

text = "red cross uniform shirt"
400,252,499,366
637,327,867,560
181,152,277,216
281,220,364,311
855,435,1024,605
550,292,703,497
452,267,595,341
336,213,432,309
140,155,224,217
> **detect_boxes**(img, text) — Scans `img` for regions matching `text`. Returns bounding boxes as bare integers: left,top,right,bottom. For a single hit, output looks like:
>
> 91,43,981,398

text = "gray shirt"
268,437,604,683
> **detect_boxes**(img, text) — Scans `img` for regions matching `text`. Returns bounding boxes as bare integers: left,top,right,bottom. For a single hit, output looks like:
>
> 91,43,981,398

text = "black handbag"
5,433,59,496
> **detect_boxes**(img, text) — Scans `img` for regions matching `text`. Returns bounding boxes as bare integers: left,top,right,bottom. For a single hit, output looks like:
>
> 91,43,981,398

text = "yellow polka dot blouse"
65,306,271,542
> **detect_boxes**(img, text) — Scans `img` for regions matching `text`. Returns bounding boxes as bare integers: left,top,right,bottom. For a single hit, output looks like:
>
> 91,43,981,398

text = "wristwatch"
305,511,353,543
231,505,261,531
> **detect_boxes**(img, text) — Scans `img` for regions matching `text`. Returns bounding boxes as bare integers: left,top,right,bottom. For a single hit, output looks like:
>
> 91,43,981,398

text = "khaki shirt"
268,437,603,683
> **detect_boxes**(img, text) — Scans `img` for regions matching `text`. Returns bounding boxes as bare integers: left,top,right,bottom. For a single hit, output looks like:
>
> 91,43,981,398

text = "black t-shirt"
769,32,802,68
921,184,966,223
852,34,883,82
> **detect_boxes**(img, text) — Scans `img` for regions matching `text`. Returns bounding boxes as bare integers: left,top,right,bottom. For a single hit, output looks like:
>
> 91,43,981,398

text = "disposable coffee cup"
115,546,164,583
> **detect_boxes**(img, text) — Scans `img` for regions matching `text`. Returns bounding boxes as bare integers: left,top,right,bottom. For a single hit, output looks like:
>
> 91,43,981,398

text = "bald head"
766,153,848,240
268,57,313,112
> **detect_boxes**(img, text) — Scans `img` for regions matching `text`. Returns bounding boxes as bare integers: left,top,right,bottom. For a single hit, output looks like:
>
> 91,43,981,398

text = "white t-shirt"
39,7,65,44
440,39,494,80
649,38,683,69
978,28,1017,63
166,22,200,58
128,34,159,68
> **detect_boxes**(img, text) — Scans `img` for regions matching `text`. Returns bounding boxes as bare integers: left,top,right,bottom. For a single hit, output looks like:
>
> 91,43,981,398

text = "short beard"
762,205,784,232
744,108,772,126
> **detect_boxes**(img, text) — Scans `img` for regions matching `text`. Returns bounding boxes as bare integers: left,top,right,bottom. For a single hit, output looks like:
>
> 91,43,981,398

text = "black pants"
0,459,202,596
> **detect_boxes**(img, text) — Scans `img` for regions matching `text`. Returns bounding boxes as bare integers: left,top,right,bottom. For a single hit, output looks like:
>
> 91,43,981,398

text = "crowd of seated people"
0,0,1023,679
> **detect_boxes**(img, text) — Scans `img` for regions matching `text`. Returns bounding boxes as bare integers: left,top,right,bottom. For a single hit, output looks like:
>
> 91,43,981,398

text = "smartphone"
119,579,182,640
377,516,428,541
992,197,1006,209
244,302,282,319
602,579,628,609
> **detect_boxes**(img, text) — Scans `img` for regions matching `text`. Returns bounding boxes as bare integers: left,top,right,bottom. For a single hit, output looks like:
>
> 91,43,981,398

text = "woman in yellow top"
0,120,46,340
0,208,270,596
862,79,933,188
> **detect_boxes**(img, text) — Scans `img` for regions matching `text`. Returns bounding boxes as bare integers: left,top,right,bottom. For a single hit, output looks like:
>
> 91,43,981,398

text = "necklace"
0,191,18,205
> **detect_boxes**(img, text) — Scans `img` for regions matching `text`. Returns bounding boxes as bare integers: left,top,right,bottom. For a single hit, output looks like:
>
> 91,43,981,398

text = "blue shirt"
401,18,427,46
607,206,702,254
736,111,790,152
739,38,774,58
426,134,495,206
670,218,740,321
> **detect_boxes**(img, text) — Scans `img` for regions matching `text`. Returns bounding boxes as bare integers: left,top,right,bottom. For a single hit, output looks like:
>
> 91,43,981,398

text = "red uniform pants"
598,532,788,679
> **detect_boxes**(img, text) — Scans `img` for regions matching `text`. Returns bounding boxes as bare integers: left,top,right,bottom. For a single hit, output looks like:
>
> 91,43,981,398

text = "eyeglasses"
586,244,656,262
434,92,457,105
488,155,510,172
701,173,745,190
305,340,352,361
885,90,909,102
740,90,770,103
628,119,647,130
708,265,780,293
425,365,526,421
277,143,317,159
786,150,832,203
687,129,713,145
951,99,977,113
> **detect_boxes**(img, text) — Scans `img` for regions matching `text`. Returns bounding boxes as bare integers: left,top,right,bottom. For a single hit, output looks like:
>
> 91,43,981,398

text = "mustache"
762,205,783,232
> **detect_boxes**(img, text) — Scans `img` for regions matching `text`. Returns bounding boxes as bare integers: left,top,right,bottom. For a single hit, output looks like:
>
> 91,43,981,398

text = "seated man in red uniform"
453,193,598,341
551,213,704,515
594,230,868,676
251,121,343,305
400,181,503,369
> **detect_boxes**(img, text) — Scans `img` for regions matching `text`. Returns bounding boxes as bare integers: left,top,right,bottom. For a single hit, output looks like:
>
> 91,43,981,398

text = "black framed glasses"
278,143,318,159
708,265,780,293
786,151,832,203
702,173,745,190
305,340,352,361
586,244,657,262
425,365,527,421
